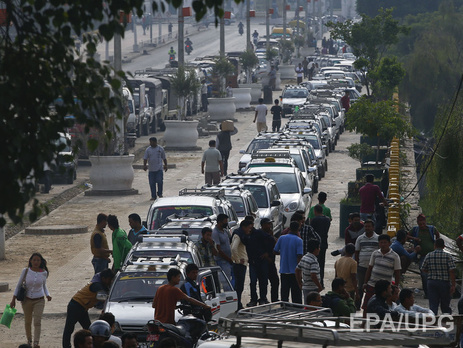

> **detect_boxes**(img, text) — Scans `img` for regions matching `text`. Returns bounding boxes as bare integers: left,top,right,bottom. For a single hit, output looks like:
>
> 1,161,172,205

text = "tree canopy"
0,0,241,227
327,8,408,99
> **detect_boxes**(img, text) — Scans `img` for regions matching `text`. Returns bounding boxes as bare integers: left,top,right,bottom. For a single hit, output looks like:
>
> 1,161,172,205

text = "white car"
105,263,237,342
245,165,312,227
280,85,309,117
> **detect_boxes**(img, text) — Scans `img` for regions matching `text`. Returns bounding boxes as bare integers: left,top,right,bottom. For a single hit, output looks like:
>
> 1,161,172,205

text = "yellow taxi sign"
264,157,276,162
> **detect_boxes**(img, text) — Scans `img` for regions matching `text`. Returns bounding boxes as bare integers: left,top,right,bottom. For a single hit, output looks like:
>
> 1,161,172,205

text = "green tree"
279,39,295,64
239,49,259,84
0,0,241,227
346,97,413,165
212,56,235,96
327,8,409,98
170,66,201,120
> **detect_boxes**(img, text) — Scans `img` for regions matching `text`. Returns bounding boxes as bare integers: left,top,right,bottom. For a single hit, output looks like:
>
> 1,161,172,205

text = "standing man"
168,22,173,38
201,140,224,185
231,220,252,309
421,238,456,315
216,124,233,176
295,63,304,84
334,243,359,301
195,227,218,267
344,212,364,245
212,214,233,282
391,229,421,274
274,221,304,303
201,80,208,112
268,66,277,91
107,215,133,272
408,213,440,297
62,269,115,348
180,264,205,311
296,239,323,303
341,90,350,114
260,218,279,303
307,192,332,223
270,99,282,132
253,98,268,133
358,174,388,224
143,137,167,201
127,213,147,245
90,213,112,274
310,204,331,287
354,220,379,309
302,57,309,79
226,81,233,97
363,234,401,313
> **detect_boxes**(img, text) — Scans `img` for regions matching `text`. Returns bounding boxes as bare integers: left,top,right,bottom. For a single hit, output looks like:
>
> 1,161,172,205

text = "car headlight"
284,201,299,212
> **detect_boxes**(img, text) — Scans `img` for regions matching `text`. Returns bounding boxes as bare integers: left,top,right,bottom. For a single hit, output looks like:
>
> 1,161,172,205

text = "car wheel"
313,178,319,193
331,141,336,151
325,160,328,172
66,170,74,184
319,166,325,178
143,121,149,136
328,141,332,153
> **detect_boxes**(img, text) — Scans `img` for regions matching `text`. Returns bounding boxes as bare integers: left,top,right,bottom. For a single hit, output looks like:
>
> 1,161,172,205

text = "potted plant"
232,49,258,109
347,143,386,180
86,86,138,196
208,56,237,121
162,65,201,149
278,39,296,79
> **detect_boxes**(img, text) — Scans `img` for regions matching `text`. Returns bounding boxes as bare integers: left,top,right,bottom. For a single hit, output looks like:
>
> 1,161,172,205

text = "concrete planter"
239,83,262,103
232,88,251,109
279,64,296,79
208,97,236,121
163,120,199,149
88,155,137,195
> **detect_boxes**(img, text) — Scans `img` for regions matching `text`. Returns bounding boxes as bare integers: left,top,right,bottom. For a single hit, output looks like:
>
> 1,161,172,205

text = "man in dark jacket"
366,279,399,321
322,278,356,317
216,125,234,176
310,204,331,287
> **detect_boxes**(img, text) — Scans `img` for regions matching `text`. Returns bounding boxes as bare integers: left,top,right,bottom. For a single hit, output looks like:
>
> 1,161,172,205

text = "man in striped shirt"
296,239,323,304
354,220,378,309
363,234,401,312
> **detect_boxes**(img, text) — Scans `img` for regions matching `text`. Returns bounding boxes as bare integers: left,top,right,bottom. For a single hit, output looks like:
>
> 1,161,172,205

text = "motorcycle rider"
252,30,259,45
152,268,211,325
185,38,193,54
238,21,244,35
168,46,176,60
180,263,212,322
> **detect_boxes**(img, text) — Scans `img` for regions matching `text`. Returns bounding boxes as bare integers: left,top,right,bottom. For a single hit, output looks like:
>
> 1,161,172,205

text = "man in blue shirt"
127,213,148,245
391,230,420,274
274,221,303,303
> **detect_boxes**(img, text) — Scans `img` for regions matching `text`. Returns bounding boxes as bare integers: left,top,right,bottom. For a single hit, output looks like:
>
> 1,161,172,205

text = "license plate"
147,334,160,342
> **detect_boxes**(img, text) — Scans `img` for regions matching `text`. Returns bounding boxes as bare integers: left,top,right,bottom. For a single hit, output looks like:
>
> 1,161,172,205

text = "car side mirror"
309,166,317,173
303,187,312,195
228,221,237,228
271,200,281,207
322,145,327,149
239,150,245,154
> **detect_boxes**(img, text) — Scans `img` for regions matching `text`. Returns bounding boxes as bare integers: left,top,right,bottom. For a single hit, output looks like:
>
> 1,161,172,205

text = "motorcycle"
169,54,175,61
185,44,193,55
144,304,218,348
238,26,243,36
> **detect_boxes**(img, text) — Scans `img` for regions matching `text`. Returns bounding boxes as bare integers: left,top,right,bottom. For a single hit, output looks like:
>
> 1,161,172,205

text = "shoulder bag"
16,268,29,302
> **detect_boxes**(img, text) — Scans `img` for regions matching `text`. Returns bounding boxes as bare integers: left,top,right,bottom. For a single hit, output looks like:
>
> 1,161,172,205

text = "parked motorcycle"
144,305,217,348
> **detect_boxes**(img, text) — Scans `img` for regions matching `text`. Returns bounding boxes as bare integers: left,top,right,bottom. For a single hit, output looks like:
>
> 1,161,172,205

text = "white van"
123,87,137,136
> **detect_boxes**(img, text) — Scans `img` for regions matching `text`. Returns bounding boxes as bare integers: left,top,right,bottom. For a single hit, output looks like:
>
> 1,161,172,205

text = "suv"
124,236,203,266
145,188,238,230
201,186,261,227
220,174,284,235
105,263,237,342
280,85,309,117
153,216,216,242
245,165,312,227
238,133,281,173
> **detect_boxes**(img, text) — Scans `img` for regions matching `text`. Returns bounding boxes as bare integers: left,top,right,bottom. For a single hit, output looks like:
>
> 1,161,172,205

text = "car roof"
247,166,298,174
149,196,217,207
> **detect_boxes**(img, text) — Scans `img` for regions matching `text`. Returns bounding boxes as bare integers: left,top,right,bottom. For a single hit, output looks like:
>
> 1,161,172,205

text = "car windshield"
288,134,320,149
246,139,275,153
109,272,176,302
291,154,305,172
283,89,308,98
226,196,246,217
263,173,299,194
243,185,269,208
149,206,214,229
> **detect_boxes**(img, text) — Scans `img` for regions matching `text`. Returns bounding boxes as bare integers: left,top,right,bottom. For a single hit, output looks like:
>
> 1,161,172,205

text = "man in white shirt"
201,140,224,185
253,98,268,133
295,63,304,84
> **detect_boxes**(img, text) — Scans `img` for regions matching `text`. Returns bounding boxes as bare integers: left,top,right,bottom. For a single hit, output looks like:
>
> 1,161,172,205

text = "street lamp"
178,7,184,65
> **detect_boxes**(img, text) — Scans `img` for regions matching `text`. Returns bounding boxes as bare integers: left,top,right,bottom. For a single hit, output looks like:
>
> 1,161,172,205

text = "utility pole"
246,0,251,50
178,8,184,65
283,0,287,41
266,0,270,49
133,10,139,52
220,16,225,56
